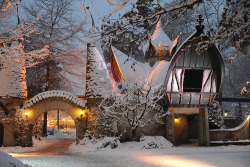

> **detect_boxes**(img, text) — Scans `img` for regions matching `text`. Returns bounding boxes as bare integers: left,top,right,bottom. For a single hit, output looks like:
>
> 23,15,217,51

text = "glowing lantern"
24,112,29,120
80,110,84,119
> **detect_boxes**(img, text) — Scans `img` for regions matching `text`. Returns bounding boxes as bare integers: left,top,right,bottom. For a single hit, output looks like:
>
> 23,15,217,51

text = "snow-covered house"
0,40,27,147
85,15,225,146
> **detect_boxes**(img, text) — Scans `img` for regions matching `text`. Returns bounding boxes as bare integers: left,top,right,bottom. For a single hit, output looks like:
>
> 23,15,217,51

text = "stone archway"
21,91,88,146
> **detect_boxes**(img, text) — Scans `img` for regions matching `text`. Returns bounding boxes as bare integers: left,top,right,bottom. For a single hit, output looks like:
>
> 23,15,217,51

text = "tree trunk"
42,61,50,136
57,110,60,130
42,112,47,136
131,127,137,141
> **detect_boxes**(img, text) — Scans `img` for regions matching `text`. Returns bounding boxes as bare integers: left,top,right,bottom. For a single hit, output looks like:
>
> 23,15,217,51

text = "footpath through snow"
1,130,250,167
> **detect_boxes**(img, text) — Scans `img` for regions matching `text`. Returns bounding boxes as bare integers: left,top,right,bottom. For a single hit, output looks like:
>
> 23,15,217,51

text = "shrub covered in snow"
98,81,169,141
139,136,173,149
70,135,173,153
0,151,29,167
208,101,225,128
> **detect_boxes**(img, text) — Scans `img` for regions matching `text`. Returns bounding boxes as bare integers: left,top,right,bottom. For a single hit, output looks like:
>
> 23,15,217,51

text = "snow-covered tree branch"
99,81,169,140
23,0,87,93
0,0,49,68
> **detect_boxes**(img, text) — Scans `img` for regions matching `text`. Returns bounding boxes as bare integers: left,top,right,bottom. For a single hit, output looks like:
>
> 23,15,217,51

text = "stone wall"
0,98,25,146
166,107,210,146
210,116,250,141
20,97,87,146
174,115,188,145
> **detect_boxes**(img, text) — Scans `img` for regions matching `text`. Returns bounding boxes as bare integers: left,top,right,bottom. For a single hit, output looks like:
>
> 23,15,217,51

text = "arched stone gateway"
21,91,88,146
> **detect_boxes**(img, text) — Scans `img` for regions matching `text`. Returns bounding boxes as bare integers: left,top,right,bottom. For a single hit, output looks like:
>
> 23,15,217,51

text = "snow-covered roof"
109,45,125,83
0,41,27,98
112,47,155,82
23,90,86,109
0,67,27,98
111,46,171,86
143,19,181,58
146,60,171,86
87,40,172,91
85,42,113,98
151,19,173,52
91,44,171,87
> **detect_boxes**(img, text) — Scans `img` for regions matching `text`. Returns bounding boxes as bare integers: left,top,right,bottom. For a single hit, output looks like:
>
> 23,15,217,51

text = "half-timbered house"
85,15,225,146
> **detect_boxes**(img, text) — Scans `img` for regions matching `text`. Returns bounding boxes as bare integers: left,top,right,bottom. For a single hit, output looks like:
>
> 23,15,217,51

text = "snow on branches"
0,40,48,68
99,81,169,140
241,81,250,96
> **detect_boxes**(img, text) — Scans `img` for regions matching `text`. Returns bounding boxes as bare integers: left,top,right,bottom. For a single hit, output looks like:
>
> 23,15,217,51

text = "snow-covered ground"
1,130,250,167
0,128,75,154
0,151,29,167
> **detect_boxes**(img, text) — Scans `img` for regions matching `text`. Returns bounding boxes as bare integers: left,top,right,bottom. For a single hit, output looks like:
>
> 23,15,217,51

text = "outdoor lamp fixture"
224,113,228,116
80,110,84,119
174,118,178,122
24,112,29,120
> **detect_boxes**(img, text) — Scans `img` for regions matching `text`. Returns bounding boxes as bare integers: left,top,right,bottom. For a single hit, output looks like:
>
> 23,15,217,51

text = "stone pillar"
21,124,33,147
86,98,104,136
166,112,175,143
198,108,210,146
75,118,87,144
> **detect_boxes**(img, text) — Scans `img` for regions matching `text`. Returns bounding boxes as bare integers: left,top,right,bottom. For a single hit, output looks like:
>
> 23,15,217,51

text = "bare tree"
23,0,86,93
23,0,87,136
99,81,169,141
0,0,49,68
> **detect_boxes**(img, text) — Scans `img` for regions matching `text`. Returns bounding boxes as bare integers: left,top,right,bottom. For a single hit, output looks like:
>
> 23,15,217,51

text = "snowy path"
14,142,250,167
11,137,75,157
14,145,250,167
1,135,250,167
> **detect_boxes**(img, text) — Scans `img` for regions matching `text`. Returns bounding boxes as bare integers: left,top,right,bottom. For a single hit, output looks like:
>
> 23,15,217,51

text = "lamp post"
80,110,84,120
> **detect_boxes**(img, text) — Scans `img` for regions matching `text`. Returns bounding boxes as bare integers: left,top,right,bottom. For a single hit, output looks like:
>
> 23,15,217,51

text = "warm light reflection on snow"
134,154,217,167
10,153,39,157
9,152,59,157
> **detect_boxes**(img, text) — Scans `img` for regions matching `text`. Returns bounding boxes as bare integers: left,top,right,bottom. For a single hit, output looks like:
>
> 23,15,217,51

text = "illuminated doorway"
33,110,76,141
174,114,198,146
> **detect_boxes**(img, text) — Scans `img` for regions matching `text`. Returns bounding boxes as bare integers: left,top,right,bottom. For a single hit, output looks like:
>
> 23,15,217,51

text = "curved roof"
164,24,225,98
23,90,87,109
